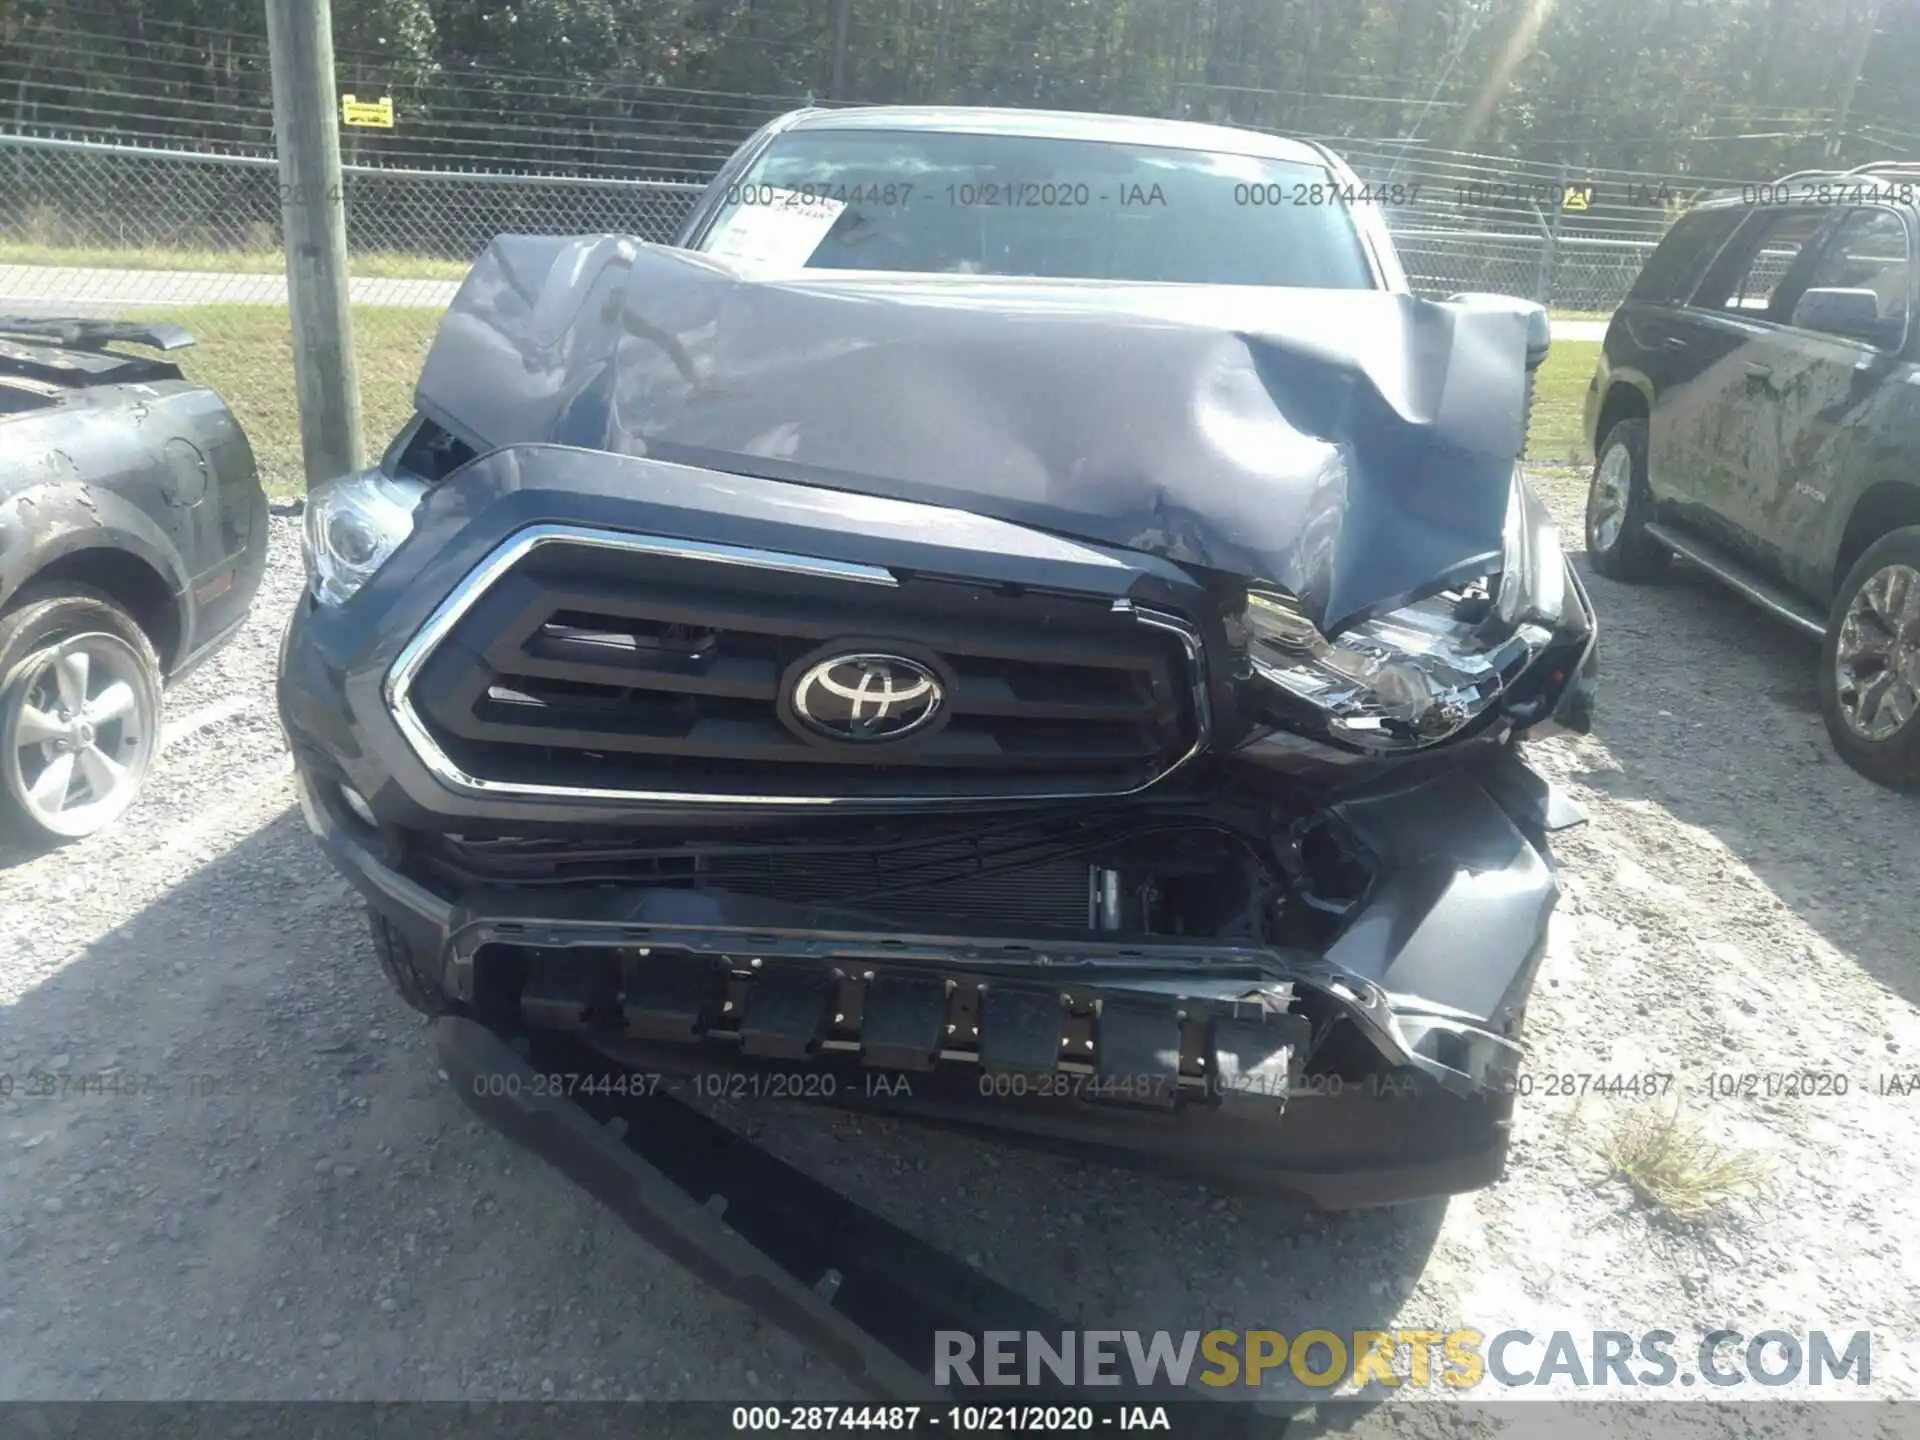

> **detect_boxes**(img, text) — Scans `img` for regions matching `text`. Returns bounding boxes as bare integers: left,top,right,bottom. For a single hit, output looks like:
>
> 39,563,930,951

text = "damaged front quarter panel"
1294,752,1580,1098
0,475,192,616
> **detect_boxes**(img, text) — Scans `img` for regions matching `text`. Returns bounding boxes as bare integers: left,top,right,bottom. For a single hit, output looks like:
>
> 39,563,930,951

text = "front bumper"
293,742,1575,1209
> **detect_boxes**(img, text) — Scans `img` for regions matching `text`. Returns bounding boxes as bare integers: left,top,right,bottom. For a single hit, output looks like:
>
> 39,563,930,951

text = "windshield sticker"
704,188,847,269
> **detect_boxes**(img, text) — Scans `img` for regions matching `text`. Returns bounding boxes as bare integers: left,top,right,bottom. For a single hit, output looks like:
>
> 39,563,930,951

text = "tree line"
0,0,1914,182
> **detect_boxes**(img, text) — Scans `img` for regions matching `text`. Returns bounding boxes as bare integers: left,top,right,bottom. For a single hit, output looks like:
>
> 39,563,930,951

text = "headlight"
1248,467,1563,751
1494,459,1565,628
301,468,427,606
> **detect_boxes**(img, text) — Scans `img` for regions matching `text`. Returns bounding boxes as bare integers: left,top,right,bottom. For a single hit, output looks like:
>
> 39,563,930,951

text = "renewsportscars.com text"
934,1328,1873,1391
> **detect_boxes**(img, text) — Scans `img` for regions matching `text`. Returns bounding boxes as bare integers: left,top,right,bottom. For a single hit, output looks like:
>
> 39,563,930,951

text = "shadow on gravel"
0,838,53,873
1569,551,1920,1012
3,801,1440,1400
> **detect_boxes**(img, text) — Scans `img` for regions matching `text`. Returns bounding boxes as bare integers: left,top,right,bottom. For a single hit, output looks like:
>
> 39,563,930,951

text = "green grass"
2,241,470,281
1599,1105,1770,1224
1549,308,1613,323
1527,339,1600,465
136,303,444,495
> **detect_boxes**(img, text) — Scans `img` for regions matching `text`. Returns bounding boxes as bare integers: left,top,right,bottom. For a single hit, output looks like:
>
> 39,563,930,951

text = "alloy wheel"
1834,562,1920,742
1,632,156,838
1589,442,1632,553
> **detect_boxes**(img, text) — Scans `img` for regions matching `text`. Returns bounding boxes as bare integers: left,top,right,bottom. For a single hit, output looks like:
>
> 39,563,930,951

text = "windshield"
692,128,1378,289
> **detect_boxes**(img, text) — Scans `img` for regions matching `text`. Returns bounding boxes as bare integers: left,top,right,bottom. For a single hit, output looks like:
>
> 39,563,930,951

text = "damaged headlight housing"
1248,467,1565,751
301,468,427,606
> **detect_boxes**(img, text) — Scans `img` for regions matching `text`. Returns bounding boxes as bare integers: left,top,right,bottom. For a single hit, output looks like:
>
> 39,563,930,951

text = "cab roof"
775,105,1342,169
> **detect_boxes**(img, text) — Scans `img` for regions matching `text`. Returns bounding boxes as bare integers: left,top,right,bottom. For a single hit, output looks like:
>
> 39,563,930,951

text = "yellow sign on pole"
1562,184,1595,212
341,94,395,129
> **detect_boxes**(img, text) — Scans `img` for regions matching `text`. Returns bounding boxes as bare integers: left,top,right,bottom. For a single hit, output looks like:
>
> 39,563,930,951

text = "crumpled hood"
416,235,1537,632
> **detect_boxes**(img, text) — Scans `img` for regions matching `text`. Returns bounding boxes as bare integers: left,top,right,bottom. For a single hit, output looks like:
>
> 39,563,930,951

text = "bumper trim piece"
439,1016,1242,1408
437,1015,941,1403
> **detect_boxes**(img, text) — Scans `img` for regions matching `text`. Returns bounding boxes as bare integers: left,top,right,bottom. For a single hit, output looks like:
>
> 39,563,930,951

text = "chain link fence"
2,132,1661,301
1,131,1640,486
0,133,704,262
0,134,705,489
1391,228,1657,311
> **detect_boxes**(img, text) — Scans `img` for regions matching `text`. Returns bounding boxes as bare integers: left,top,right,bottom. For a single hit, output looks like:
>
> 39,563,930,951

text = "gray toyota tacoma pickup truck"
278,106,1596,1209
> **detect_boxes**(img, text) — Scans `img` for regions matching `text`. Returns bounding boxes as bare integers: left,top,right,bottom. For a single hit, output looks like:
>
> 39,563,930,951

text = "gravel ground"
2,475,1918,1418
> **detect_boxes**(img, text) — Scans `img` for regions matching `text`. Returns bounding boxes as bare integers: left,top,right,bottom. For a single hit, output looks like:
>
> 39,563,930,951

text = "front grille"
397,530,1203,802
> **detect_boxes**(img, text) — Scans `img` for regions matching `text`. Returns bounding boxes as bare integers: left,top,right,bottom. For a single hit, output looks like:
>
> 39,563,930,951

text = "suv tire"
1821,526,1920,791
367,906,455,1015
0,585,164,848
1585,418,1670,582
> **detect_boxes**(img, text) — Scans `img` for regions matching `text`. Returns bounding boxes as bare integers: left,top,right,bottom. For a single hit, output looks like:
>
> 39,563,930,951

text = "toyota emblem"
789,652,945,742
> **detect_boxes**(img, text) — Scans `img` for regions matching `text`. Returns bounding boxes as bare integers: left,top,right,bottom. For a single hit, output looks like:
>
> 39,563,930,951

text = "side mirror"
1791,287,1900,347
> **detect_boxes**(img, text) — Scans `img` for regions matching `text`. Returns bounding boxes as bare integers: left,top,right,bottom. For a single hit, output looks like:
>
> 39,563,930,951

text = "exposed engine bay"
411,797,1361,944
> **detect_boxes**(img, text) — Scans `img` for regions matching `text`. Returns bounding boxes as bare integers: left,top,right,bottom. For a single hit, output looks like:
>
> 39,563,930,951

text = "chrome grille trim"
385,523,1209,807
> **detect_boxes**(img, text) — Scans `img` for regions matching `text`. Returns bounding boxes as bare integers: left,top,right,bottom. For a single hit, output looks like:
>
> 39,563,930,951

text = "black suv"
1584,164,1920,788
279,106,1596,1209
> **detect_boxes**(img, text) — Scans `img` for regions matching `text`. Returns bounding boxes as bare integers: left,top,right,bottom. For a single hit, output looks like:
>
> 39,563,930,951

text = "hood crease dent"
416,235,1537,632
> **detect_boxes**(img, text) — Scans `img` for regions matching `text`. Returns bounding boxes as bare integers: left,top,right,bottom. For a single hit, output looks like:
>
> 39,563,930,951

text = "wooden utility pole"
265,0,363,486
829,0,853,102
1826,0,1885,160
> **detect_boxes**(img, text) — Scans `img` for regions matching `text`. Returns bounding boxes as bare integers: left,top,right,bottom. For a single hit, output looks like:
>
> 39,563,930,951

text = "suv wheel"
0,586,163,847
1821,527,1920,791
1585,418,1670,582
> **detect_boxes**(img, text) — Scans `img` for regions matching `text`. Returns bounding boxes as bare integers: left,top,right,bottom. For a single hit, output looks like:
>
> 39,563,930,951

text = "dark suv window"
694,128,1378,289
1628,208,1745,304
1796,207,1911,348
1692,209,1832,321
